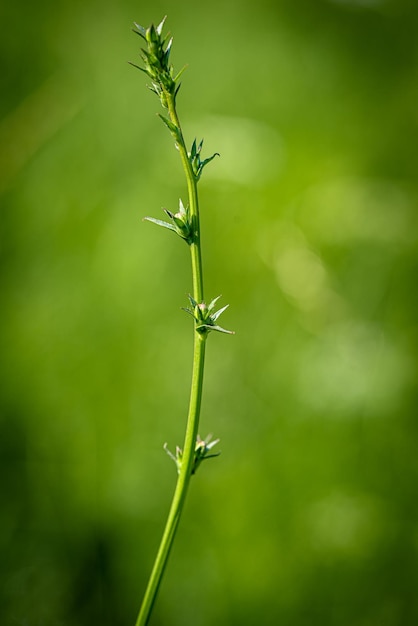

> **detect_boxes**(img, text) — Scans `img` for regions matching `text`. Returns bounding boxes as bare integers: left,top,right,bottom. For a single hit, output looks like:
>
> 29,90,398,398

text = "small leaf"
172,215,185,229
187,294,199,309
145,24,158,45
133,22,147,39
140,48,152,64
143,216,177,232
205,438,220,451
199,152,220,175
207,295,222,312
212,324,235,334
190,138,197,159
162,37,173,67
156,15,167,36
173,64,188,83
158,114,180,138
147,83,161,96
164,443,177,464
196,323,235,335
128,61,148,74
174,83,182,100
181,307,195,318
211,304,229,322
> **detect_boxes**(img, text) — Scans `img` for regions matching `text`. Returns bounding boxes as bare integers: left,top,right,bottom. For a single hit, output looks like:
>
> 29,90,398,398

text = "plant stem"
135,91,206,626
167,96,204,302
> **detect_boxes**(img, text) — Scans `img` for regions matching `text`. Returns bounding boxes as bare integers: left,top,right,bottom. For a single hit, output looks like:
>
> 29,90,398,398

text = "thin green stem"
135,91,206,626
135,334,206,626
166,96,203,303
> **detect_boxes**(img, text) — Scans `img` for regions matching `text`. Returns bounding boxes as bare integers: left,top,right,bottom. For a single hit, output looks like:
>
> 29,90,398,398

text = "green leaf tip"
156,16,167,36
132,22,147,39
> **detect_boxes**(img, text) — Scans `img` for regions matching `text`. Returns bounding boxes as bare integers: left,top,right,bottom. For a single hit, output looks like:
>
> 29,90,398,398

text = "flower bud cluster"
131,17,184,107
189,138,219,181
164,199,194,243
143,199,194,244
183,295,234,335
164,435,220,475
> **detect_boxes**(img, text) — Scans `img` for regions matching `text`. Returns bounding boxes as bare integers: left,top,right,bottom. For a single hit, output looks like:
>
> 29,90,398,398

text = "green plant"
130,17,233,626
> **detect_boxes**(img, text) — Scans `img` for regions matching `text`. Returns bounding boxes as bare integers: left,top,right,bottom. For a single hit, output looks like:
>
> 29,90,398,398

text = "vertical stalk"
135,92,206,626
166,97,203,303
135,335,206,626
132,19,232,623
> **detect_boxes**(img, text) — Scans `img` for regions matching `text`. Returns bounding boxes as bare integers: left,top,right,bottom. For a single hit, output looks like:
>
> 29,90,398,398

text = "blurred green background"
1,0,418,624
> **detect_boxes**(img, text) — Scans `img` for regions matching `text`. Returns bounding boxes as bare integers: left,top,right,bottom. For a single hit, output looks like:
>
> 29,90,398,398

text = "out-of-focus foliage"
1,0,418,624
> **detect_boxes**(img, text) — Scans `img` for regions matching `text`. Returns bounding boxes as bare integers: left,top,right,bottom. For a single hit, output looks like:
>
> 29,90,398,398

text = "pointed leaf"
156,15,167,36
202,452,221,461
162,38,173,66
211,304,229,322
162,32,172,47
197,323,235,335
158,114,180,138
207,295,222,312
128,61,148,72
145,24,158,45
133,22,147,39
150,81,161,92
165,37,173,54
187,294,199,309
200,152,220,169
205,438,220,451
181,307,195,318
163,443,177,463
190,138,197,159
140,48,152,63
211,324,235,335
211,326,235,335
174,83,182,100
173,64,188,83
147,84,160,96
143,216,177,232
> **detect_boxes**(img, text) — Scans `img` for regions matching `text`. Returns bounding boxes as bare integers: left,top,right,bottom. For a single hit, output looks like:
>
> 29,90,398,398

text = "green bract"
143,199,195,244
131,18,218,184
164,435,220,475
131,16,184,107
189,138,220,181
183,294,234,335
